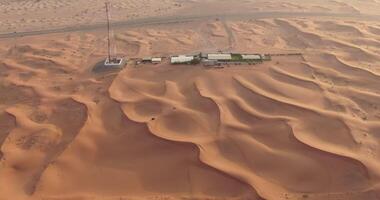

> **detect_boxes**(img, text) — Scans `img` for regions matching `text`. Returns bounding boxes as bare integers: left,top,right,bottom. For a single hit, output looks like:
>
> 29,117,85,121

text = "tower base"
105,58,124,66
93,57,126,73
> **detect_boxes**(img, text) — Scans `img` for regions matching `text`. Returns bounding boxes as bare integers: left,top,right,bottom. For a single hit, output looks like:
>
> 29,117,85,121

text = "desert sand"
1,0,380,200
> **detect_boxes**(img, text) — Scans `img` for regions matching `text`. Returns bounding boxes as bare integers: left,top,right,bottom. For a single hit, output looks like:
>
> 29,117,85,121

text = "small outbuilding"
202,59,219,67
201,52,208,58
142,57,162,64
261,54,272,61
151,57,162,63
142,57,152,63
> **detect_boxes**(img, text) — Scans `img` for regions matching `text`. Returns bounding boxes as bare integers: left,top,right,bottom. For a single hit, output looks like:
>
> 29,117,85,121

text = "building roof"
207,54,232,60
171,55,194,63
242,54,261,60
152,57,162,62
202,59,218,66
201,52,208,58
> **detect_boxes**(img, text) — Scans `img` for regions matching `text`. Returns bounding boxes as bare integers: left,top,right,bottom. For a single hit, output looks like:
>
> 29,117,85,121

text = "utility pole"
105,2,111,62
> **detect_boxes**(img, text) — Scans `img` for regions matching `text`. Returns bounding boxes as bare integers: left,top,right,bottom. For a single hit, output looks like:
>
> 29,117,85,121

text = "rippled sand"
1,1,380,200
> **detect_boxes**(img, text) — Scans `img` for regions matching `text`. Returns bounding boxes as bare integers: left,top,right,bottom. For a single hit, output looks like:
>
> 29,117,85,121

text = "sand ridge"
0,0,187,33
1,1,380,200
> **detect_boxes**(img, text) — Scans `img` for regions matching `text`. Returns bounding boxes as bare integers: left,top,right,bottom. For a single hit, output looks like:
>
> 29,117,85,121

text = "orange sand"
1,1,380,200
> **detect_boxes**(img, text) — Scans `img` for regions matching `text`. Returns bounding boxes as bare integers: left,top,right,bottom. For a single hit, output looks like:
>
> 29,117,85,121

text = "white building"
242,54,261,60
152,57,162,63
142,57,152,62
207,54,232,60
171,55,194,64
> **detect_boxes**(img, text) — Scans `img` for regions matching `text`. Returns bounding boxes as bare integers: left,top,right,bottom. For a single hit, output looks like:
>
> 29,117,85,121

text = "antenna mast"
105,2,111,61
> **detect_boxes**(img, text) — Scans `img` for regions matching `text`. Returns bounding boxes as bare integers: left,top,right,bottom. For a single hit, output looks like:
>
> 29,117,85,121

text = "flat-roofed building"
207,53,232,60
152,57,162,63
202,59,218,66
170,55,194,64
261,54,272,61
242,54,262,60
142,57,152,62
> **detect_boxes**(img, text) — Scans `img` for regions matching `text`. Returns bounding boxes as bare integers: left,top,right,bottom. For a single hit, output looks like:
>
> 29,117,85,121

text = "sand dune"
108,60,380,199
2,0,380,34
1,1,380,200
0,0,187,33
